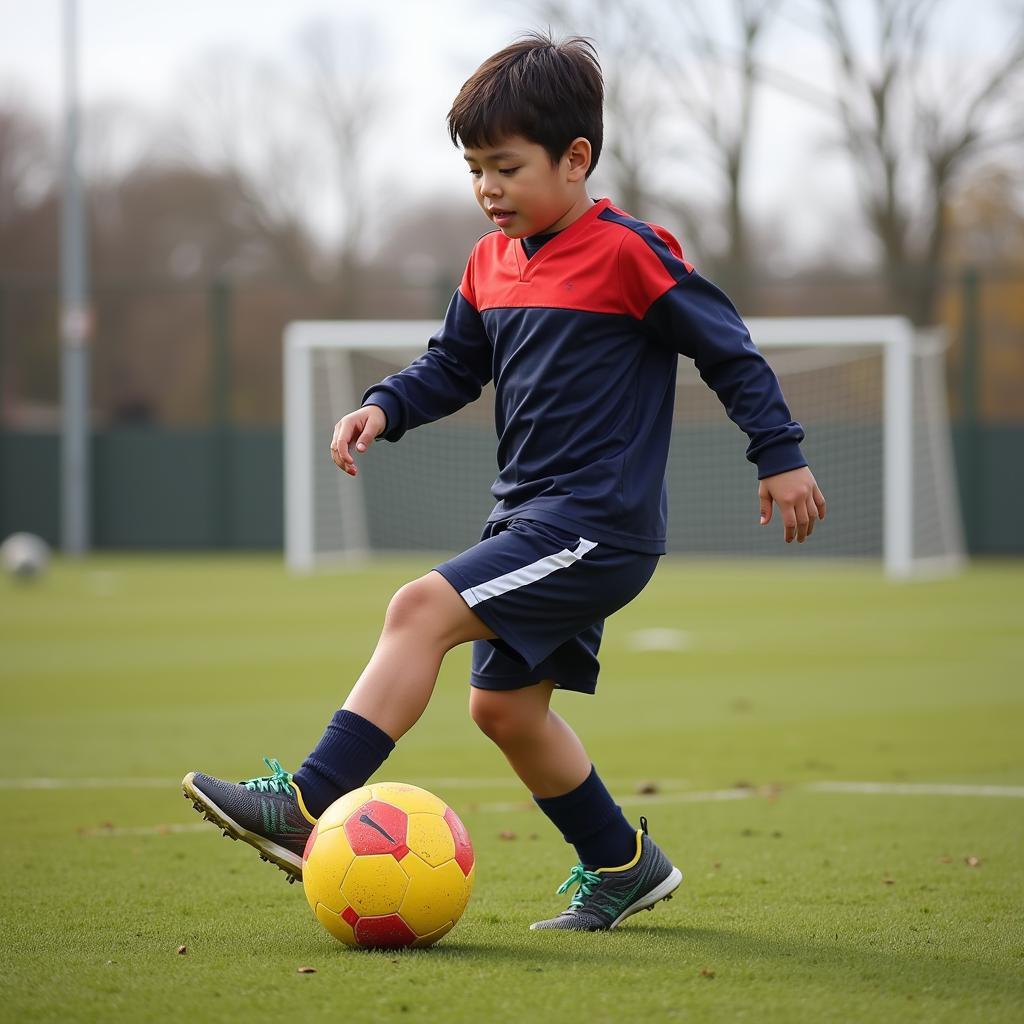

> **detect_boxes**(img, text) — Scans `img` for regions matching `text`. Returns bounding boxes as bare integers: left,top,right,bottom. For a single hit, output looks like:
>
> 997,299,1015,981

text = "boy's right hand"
330,404,387,476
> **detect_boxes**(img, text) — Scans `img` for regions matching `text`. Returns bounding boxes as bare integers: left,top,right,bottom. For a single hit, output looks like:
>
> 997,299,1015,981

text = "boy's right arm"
329,404,387,477
328,282,491,476
364,287,492,441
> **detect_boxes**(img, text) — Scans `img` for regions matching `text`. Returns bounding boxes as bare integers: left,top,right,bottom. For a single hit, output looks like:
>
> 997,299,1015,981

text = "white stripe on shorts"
459,537,598,609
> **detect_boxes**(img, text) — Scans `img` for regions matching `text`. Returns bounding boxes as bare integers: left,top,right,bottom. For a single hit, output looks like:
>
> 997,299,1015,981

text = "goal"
284,316,965,579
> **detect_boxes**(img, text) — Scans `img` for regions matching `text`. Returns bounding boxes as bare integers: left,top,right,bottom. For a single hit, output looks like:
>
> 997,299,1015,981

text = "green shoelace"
241,756,293,794
557,863,603,907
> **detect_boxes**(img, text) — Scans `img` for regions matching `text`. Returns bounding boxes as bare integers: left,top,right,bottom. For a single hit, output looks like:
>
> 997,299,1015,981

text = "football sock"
293,709,396,818
533,765,638,869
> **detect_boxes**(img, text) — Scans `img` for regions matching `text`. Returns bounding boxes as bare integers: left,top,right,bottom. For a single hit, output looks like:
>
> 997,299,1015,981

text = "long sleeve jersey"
363,198,806,555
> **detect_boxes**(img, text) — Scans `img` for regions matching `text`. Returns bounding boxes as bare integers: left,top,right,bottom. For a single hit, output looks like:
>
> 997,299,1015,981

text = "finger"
795,505,810,543
814,486,827,522
783,506,797,543
355,423,376,453
758,484,772,526
804,497,817,538
332,419,359,476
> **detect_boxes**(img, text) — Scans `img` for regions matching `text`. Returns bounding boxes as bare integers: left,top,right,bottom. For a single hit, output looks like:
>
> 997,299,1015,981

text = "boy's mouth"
488,207,515,226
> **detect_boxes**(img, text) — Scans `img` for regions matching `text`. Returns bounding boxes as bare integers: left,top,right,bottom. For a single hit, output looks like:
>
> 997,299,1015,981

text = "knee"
383,576,438,635
469,690,538,747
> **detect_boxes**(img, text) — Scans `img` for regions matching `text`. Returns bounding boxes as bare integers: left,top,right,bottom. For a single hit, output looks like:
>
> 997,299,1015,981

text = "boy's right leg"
182,570,495,880
469,684,682,931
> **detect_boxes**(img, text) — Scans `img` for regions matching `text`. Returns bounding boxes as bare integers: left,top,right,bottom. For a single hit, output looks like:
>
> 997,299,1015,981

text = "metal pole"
959,268,980,554
60,0,91,554
209,277,231,548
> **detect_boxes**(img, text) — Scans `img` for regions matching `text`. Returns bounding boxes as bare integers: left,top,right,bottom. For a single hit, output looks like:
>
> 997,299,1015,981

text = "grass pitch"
1,555,1022,1023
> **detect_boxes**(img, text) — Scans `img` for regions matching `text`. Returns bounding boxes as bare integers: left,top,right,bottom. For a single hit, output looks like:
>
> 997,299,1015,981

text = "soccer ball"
1,532,51,581
302,782,475,949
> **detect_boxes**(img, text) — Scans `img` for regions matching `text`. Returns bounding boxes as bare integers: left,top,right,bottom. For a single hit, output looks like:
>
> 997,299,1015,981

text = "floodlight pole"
60,0,91,554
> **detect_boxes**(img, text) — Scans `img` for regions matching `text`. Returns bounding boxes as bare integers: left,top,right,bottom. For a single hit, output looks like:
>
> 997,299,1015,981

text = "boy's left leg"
470,684,682,931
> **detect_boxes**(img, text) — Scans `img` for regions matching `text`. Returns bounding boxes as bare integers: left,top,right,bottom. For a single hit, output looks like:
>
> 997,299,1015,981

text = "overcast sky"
0,0,1015,263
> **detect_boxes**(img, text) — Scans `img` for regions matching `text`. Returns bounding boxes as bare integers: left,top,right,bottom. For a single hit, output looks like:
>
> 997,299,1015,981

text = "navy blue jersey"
363,198,806,554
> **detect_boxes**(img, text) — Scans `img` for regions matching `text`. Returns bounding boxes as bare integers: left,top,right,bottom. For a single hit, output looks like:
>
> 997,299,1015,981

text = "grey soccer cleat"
182,756,316,882
530,817,682,931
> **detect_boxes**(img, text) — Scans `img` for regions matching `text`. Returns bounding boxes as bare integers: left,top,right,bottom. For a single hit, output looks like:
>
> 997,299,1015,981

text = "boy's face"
463,134,589,238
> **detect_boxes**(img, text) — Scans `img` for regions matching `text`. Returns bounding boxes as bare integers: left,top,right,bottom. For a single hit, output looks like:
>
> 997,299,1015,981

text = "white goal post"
284,316,965,579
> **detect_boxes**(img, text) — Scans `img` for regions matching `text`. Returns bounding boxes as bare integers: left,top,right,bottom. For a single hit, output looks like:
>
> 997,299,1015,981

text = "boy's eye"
469,168,482,177
499,167,520,176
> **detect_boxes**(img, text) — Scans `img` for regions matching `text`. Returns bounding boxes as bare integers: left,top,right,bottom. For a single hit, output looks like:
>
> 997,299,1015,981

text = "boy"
183,33,825,932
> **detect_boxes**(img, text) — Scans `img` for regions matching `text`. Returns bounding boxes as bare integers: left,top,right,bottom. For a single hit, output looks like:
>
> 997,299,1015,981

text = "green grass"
1,555,1022,1023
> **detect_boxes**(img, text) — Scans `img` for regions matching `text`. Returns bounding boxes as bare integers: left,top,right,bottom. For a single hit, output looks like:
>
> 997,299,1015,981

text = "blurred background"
0,0,1021,556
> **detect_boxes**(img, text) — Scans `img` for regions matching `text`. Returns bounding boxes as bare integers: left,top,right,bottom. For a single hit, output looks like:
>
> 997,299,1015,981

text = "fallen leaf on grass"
636,781,660,795
964,856,982,868
297,966,317,974
883,878,895,885
177,945,187,955
499,831,517,840
700,968,716,979
938,855,953,864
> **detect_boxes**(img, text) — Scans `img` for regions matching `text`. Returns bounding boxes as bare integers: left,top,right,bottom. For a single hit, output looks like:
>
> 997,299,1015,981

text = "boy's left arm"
633,245,825,543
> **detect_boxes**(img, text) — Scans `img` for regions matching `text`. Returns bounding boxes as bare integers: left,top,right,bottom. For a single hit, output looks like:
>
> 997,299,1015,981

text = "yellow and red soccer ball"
302,782,474,949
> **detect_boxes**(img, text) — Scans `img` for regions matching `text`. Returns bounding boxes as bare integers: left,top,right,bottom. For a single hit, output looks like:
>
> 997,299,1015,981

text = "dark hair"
447,32,604,178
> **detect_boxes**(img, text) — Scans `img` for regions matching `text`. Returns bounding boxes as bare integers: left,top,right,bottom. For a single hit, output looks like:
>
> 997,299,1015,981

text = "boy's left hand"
758,467,826,544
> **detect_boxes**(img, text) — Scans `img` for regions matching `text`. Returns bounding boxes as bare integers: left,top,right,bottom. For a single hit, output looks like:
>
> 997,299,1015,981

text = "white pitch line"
2,778,178,789
10,777,1024,801
478,788,758,814
0,776,694,791
806,781,1024,798
81,823,210,838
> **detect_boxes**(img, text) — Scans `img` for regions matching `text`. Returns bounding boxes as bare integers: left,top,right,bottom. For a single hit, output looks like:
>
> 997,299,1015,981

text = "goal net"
284,317,965,579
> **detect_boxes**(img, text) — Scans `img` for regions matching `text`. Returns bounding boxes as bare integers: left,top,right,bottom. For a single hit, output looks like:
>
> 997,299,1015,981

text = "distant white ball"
1,532,51,580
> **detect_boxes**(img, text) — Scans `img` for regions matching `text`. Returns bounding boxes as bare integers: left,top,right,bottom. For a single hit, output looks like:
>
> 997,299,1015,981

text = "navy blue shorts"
434,518,659,695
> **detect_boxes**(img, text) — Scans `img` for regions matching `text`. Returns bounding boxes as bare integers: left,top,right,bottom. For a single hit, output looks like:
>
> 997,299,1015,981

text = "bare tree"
814,0,1024,322
297,17,383,305
0,98,51,231
524,0,782,303
175,49,322,283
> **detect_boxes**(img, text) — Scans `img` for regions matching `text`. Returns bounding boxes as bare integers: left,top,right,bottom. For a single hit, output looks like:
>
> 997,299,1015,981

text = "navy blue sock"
533,765,638,868
292,709,396,818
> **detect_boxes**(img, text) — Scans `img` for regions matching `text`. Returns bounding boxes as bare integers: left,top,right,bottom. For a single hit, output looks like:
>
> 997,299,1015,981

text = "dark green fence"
0,425,1020,554
0,429,281,549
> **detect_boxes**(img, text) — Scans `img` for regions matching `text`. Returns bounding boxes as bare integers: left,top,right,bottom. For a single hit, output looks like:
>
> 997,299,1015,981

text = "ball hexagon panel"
353,913,417,948
369,782,447,816
398,851,473,935
302,825,357,915
344,799,409,859
317,786,373,831
444,805,475,876
412,920,455,948
314,901,357,945
341,853,410,917
406,811,456,867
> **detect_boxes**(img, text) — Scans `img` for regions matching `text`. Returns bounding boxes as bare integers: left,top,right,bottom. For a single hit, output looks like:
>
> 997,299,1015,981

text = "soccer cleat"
530,817,682,931
182,757,316,882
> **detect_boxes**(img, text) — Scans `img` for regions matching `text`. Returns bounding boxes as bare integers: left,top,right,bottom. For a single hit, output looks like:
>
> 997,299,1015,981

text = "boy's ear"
563,137,592,182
